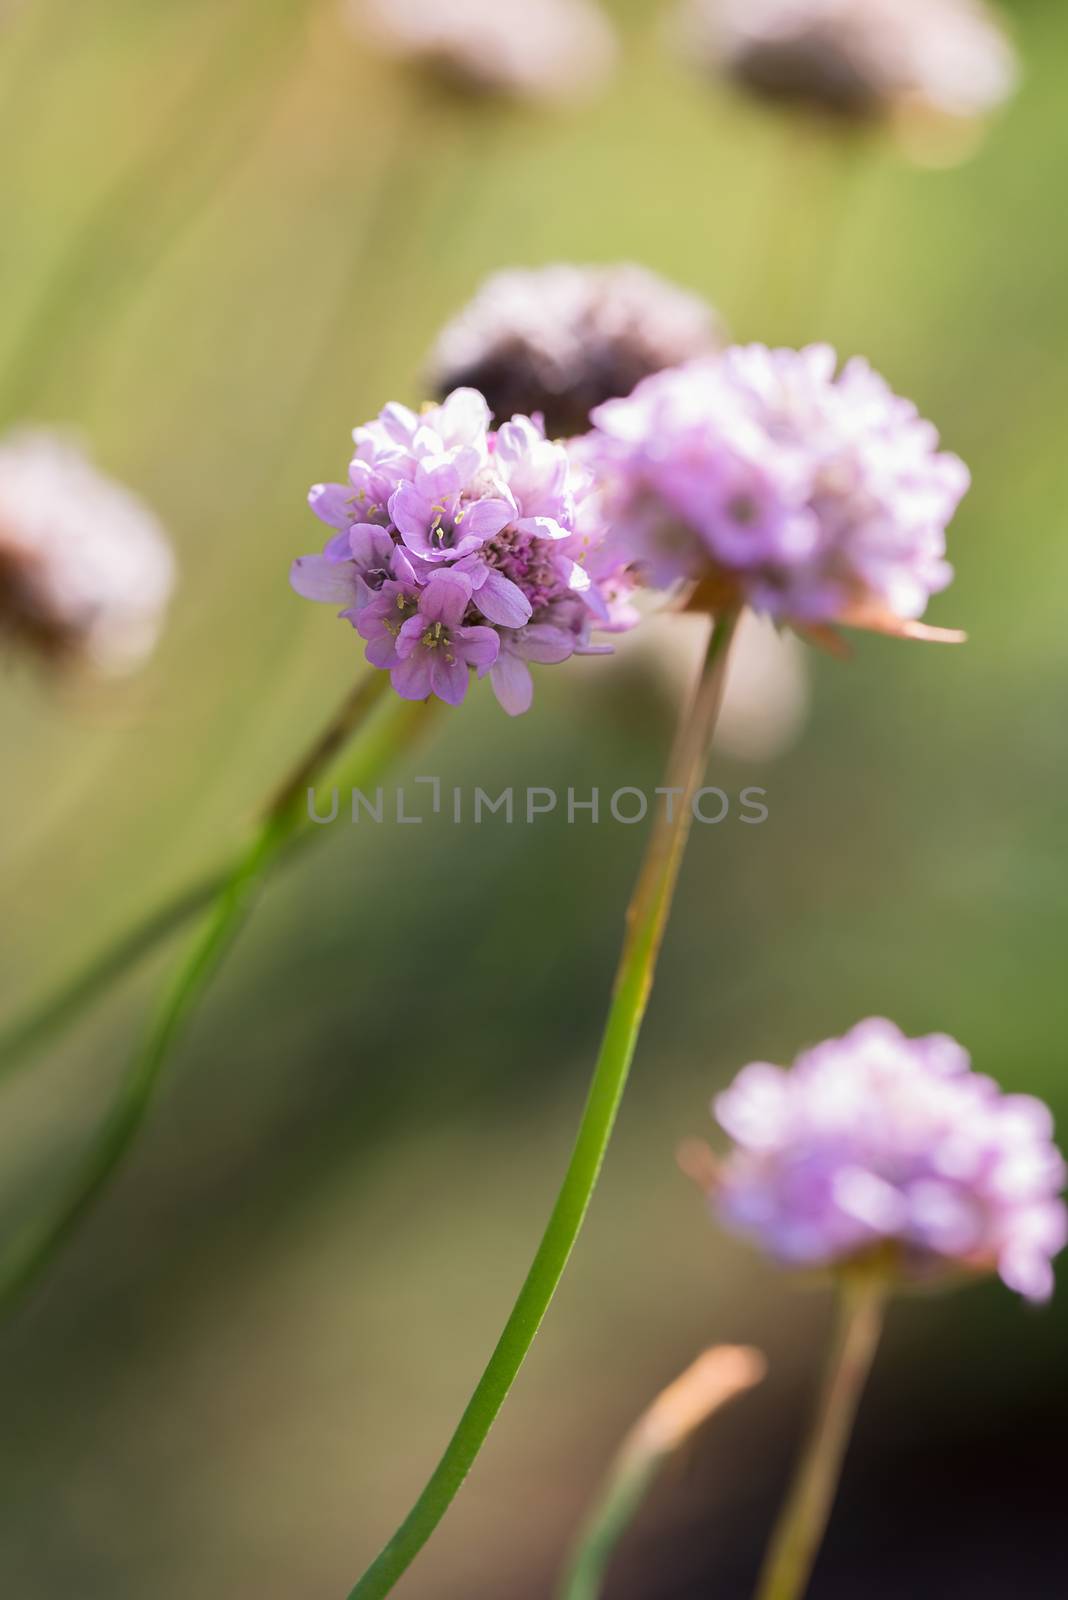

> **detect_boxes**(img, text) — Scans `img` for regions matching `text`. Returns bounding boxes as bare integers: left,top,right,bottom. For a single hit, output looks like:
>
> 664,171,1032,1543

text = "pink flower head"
587,344,970,642
710,1019,1067,1302
292,389,637,713
392,570,499,706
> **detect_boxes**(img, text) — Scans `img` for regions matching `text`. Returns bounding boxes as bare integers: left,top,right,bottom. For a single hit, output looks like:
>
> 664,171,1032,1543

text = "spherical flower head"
425,264,725,440
710,1018,1067,1302
680,0,1017,132
349,0,617,103
587,343,969,639
0,430,175,675
292,389,637,714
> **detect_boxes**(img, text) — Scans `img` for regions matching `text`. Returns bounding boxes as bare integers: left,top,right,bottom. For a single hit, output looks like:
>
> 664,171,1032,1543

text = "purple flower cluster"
586,344,969,632
291,389,636,714
712,1018,1067,1301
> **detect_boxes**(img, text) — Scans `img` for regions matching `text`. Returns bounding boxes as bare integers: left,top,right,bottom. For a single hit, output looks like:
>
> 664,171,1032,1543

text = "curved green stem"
0,816,283,1316
753,1276,887,1600
0,677,439,1082
559,1346,766,1600
0,677,439,1317
0,868,227,1082
0,64,459,1089
346,610,740,1600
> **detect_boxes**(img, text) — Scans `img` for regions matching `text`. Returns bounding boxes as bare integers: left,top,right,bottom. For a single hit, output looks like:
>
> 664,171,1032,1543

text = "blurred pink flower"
585,344,969,641
680,0,1017,128
349,0,617,102
0,430,175,674
426,264,724,439
710,1018,1067,1302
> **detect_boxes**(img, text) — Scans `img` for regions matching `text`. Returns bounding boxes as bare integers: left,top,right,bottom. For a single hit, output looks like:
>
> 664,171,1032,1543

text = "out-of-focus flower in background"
426,264,725,439
712,611,809,760
585,343,969,643
679,0,1017,158
609,608,810,762
706,1017,1067,1301
0,430,175,676
291,389,638,714
348,0,618,103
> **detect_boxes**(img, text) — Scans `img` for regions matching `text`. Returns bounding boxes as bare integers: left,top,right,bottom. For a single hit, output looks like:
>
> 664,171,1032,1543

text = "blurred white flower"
349,0,618,102
681,0,1017,129
717,611,810,760
0,430,175,675
426,264,724,438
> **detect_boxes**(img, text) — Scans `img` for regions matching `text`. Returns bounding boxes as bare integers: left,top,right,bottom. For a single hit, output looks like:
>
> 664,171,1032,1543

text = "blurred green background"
2,0,1067,1594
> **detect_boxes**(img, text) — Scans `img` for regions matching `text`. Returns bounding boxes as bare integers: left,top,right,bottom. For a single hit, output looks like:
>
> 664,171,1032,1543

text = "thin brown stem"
265,671,391,822
754,1276,888,1600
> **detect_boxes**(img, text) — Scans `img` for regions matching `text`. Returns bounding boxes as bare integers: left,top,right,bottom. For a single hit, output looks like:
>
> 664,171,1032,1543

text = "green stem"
0,676,439,1317
0,816,283,1317
563,1452,662,1600
0,868,226,1081
741,122,864,342
0,69,457,1081
560,1346,766,1600
753,1277,887,1600
346,610,741,1600
0,678,438,1083
263,668,393,822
